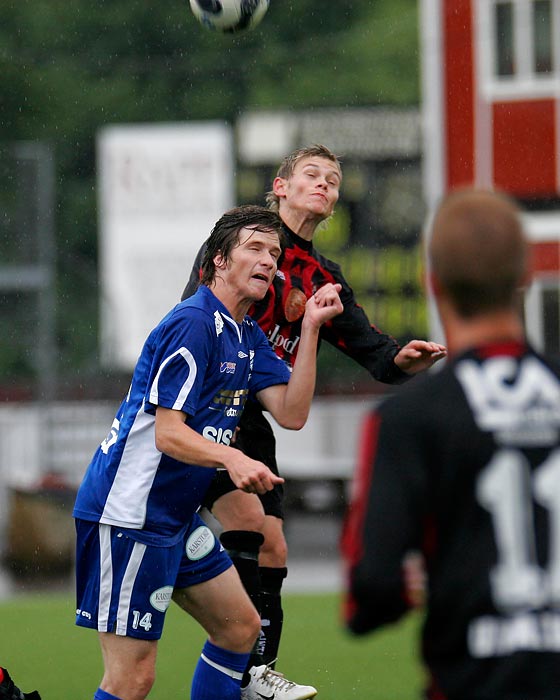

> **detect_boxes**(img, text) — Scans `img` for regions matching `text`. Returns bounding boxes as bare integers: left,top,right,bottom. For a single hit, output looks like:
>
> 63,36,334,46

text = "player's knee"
213,494,265,532
104,669,155,700
241,508,266,532
260,531,288,566
217,604,261,653
241,604,262,650
132,663,156,699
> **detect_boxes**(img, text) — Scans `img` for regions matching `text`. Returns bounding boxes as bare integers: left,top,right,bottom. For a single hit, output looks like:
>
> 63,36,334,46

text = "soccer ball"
189,0,270,33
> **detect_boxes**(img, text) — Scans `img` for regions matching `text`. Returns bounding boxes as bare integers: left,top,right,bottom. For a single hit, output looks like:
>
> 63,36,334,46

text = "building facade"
421,0,560,351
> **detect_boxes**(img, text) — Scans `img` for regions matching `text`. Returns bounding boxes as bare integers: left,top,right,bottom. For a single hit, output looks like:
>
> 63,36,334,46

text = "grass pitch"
0,591,424,699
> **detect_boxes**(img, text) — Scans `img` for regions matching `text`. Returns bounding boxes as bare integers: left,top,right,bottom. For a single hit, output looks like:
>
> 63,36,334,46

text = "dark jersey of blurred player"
342,340,560,699
182,222,409,494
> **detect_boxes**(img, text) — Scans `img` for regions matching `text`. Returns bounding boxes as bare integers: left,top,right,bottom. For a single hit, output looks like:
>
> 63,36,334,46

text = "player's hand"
226,451,284,495
402,550,426,609
303,283,344,329
394,340,447,375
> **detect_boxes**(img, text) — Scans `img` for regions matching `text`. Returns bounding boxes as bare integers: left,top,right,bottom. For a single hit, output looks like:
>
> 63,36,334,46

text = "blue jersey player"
73,205,343,700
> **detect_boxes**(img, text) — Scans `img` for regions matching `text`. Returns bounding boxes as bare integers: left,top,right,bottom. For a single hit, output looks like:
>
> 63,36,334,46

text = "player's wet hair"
265,144,342,212
201,205,283,286
429,188,529,318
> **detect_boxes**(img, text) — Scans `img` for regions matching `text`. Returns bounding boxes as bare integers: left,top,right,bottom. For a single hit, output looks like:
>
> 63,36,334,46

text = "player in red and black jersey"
342,189,560,699
0,667,41,699
182,145,445,700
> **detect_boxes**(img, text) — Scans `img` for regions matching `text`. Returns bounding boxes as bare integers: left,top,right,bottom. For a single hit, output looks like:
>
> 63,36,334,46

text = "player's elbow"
154,433,168,454
284,417,306,431
276,409,308,430
155,429,174,455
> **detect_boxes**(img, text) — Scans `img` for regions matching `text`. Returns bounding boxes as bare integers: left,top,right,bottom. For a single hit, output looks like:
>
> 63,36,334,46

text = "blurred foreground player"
182,145,446,698
342,188,560,699
73,206,343,700
0,668,40,700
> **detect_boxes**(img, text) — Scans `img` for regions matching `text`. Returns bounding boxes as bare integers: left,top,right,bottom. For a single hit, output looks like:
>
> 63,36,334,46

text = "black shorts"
202,401,285,520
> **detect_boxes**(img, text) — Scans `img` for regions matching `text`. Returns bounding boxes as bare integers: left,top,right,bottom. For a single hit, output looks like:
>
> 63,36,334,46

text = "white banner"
98,122,234,369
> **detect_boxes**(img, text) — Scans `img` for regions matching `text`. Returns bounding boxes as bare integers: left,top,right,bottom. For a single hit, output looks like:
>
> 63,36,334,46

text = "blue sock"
94,689,122,700
191,639,250,700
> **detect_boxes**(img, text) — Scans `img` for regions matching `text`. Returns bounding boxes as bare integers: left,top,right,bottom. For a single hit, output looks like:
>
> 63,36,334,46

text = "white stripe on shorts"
200,653,244,681
98,524,113,632
116,539,147,636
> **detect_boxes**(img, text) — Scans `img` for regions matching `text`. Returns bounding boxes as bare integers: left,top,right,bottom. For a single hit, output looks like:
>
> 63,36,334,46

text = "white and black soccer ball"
189,0,270,33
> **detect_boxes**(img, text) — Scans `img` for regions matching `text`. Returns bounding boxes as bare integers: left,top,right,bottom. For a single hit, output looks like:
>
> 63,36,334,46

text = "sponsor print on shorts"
149,586,174,612
186,526,215,561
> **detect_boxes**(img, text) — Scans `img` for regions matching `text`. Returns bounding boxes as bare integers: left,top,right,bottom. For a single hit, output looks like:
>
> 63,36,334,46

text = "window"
525,277,560,355
478,0,560,99
533,0,553,73
542,286,560,353
495,2,515,76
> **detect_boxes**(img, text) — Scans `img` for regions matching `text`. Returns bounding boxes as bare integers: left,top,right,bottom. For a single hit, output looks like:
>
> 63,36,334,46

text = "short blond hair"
265,144,342,212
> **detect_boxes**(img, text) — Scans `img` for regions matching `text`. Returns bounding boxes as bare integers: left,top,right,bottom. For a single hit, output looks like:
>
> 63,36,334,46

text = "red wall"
493,100,557,197
532,241,560,274
444,0,475,189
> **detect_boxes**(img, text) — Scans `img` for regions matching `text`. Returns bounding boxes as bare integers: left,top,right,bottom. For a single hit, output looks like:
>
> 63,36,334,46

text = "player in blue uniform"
342,189,560,699
73,205,343,700
182,145,446,700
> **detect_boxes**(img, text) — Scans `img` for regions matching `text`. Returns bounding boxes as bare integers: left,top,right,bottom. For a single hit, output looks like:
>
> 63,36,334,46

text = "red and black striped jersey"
182,223,408,386
342,341,560,699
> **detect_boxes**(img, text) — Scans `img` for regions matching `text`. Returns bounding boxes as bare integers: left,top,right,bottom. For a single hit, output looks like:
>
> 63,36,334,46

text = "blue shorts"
75,513,232,640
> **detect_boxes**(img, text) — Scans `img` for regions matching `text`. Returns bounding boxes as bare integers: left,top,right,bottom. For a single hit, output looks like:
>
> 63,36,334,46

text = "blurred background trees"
0,0,420,396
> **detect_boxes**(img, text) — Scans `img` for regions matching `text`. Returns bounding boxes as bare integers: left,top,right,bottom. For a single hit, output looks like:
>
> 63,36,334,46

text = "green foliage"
0,0,420,389
0,591,424,699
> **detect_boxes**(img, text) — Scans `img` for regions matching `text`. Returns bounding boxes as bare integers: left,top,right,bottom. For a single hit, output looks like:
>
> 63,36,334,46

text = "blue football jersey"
73,285,291,546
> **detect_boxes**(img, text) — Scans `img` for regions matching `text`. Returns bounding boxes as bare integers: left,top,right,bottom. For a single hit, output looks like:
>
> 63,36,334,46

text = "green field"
0,592,425,699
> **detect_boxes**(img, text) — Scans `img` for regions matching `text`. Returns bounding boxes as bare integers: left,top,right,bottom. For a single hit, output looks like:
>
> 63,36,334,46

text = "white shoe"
240,664,317,700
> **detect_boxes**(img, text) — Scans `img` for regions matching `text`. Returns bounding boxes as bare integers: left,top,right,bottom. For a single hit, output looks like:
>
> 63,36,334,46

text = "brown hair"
265,144,342,212
200,205,283,286
429,188,529,318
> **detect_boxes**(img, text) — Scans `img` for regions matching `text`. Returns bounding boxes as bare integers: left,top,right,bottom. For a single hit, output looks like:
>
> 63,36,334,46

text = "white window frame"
523,212,560,353
525,275,560,351
476,0,560,101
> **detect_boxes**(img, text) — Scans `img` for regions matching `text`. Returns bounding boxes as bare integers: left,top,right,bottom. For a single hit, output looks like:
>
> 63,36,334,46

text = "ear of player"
189,0,270,33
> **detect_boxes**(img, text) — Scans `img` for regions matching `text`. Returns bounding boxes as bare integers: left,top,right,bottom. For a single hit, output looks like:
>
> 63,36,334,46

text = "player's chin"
312,204,333,219
250,276,272,296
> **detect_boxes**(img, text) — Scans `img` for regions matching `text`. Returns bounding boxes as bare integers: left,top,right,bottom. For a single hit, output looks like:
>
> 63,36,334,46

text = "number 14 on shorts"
132,610,153,632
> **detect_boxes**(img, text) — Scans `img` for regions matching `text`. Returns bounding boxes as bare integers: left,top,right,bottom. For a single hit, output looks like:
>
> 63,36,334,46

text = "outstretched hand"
394,340,447,375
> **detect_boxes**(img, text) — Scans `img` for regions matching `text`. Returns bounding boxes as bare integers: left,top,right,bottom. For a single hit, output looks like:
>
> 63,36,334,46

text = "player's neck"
443,310,525,356
208,283,252,324
280,208,323,241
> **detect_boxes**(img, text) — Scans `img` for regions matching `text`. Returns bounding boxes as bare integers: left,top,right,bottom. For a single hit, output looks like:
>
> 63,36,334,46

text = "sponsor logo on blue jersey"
211,388,249,409
202,426,234,444
220,361,236,374
149,586,173,612
214,310,224,335
186,526,215,561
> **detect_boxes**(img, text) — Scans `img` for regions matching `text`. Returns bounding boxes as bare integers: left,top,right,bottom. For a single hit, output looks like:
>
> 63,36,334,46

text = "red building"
420,0,560,351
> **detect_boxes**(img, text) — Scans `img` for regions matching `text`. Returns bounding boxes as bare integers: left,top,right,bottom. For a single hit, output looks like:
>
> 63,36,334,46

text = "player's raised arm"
257,282,343,428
